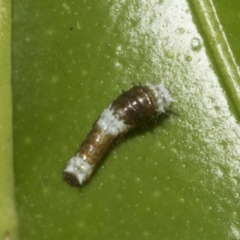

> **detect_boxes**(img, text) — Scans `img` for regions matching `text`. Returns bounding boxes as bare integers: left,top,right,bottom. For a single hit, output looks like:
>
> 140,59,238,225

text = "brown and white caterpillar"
63,82,173,186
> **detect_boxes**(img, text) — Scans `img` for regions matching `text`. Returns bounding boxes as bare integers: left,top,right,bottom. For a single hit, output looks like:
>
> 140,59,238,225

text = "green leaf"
12,0,240,239
0,0,19,239
191,0,240,117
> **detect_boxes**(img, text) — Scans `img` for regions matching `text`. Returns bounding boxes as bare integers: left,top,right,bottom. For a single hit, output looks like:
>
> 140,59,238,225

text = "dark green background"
12,0,240,239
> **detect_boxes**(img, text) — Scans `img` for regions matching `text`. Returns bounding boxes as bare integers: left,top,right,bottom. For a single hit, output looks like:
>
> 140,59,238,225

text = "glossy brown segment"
111,86,158,128
76,124,117,165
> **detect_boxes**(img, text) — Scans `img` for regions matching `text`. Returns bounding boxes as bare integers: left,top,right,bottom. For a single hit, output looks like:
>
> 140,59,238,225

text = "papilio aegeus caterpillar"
63,82,173,186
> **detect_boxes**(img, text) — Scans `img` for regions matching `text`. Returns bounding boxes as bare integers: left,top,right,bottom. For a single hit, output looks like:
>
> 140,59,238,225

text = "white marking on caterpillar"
64,154,93,185
97,105,130,136
63,82,174,186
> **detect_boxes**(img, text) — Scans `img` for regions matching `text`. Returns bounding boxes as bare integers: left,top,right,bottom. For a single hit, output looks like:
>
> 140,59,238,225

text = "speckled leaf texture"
11,0,240,239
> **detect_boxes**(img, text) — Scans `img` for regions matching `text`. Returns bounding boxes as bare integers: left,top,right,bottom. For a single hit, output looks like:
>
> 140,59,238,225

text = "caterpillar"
63,82,173,186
